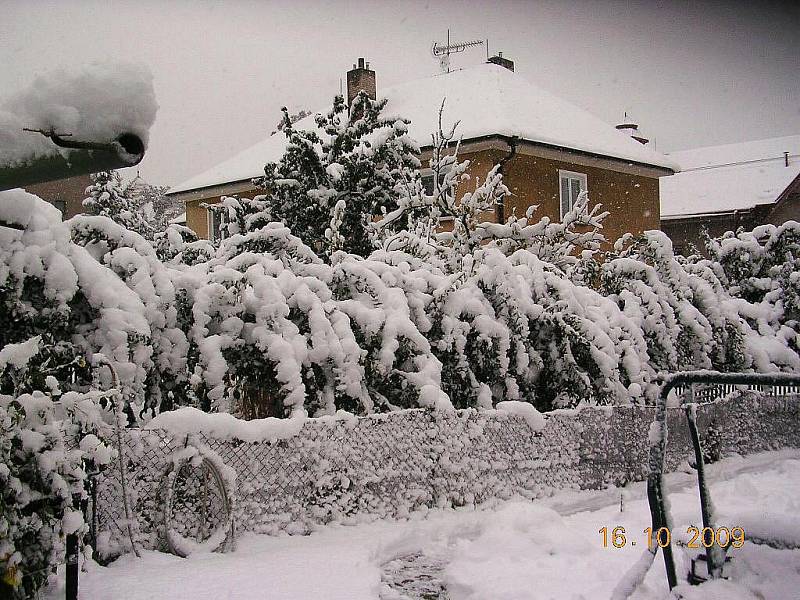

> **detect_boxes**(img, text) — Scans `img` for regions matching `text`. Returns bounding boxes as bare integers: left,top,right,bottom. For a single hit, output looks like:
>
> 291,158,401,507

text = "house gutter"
496,135,518,223
0,130,145,192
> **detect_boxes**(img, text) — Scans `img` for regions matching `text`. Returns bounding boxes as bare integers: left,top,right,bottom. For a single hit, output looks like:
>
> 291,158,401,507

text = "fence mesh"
90,388,800,559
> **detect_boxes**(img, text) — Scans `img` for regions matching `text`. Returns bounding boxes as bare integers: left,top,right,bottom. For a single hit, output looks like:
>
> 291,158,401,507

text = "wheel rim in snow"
162,449,234,557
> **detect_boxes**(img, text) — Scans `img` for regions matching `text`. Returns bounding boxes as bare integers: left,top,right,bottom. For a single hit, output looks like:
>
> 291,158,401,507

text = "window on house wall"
421,172,447,197
207,207,222,242
421,172,454,221
558,170,587,219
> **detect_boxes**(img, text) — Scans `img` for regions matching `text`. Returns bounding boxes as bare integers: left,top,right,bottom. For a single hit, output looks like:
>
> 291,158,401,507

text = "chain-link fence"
90,389,800,559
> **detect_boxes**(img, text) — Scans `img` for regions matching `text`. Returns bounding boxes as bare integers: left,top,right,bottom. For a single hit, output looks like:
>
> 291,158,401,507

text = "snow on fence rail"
91,391,800,559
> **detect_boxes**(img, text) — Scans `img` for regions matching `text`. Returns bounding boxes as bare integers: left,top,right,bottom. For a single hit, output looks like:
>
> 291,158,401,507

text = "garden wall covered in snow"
93,391,800,558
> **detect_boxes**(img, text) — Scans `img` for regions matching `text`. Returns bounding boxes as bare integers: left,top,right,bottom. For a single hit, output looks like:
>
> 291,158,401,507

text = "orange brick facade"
441,146,662,244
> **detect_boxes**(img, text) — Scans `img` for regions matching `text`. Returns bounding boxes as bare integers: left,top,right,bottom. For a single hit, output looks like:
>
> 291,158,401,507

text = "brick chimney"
488,52,514,72
347,58,376,105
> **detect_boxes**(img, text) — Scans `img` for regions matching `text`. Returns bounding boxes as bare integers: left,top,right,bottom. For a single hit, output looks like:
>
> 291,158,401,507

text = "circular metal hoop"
162,449,235,557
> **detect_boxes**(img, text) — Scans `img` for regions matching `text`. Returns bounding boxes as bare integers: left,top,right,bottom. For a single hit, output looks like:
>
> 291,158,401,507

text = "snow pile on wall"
0,62,157,168
92,391,800,556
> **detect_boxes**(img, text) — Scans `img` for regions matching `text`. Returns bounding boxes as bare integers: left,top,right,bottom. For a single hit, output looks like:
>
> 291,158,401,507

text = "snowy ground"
49,449,800,599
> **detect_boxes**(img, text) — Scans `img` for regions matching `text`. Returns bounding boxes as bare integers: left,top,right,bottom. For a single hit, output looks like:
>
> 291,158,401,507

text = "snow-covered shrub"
0,190,155,413
68,214,192,414
0,360,114,599
180,223,447,417
602,231,758,377
376,101,508,270
376,103,606,276
153,223,215,267
483,192,608,269
203,194,274,244
128,180,182,233
702,221,800,330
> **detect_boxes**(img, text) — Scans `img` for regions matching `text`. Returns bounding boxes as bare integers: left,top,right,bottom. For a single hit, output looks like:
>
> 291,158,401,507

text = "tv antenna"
432,29,484,73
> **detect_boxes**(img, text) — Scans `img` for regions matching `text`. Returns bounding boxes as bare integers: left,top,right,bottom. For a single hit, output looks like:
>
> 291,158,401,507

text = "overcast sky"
2,0,798,186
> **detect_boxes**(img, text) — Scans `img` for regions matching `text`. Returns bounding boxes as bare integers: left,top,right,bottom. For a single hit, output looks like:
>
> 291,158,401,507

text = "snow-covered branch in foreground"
1,337,115,599
0,62,157,168
482,191,608,267
376,99,508,271
376,101,606,275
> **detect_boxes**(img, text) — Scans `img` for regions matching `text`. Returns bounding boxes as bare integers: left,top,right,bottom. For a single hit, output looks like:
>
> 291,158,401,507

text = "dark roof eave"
419,133,676,175
165,177,258,198
661,207,759,221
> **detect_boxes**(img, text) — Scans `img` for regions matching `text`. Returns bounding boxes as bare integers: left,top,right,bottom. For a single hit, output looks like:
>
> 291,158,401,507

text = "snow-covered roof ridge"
666,134,800,171
169,63,677,196
660,134,800,218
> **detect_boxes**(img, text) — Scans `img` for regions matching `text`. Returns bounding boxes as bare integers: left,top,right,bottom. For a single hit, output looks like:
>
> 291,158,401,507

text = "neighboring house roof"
168,63,677,196
660,134,800,219
169,211,186,225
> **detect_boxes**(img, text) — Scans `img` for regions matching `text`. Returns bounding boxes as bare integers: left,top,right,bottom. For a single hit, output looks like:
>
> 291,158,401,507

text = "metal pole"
0,132,144,191
95,356,140,558
90,474,98,559
65,533,78,600
649,371,800,590
685,404,724,578
65,492,82,600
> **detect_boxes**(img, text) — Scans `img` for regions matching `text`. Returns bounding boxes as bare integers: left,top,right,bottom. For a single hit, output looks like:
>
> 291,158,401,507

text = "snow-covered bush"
0,344,114,599
376,103,606,276
179,223,447,416
0,189,156,414
376,101,508,270
702,221,800,331
153,224,215,267
68,214,192,413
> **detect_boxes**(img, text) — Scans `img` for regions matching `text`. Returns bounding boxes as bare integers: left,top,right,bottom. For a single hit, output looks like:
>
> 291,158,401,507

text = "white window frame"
558,169,588,219
207,207,222,242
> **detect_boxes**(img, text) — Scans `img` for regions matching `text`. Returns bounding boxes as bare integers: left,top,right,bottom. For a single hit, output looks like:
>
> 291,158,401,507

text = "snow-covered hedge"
0,191,155,411
176,219,798,415
2,190,799,418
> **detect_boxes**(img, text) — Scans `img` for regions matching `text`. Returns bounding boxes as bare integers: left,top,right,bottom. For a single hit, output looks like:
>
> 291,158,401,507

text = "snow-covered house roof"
169,211,186,225
168,63,677,196
660,135,800,219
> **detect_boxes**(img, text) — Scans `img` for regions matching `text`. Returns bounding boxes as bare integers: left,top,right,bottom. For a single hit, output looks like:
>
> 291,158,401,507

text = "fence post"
66,492,81,600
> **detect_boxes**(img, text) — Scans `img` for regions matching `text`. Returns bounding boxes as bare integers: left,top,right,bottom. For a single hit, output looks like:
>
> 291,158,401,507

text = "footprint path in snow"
379,552,450,600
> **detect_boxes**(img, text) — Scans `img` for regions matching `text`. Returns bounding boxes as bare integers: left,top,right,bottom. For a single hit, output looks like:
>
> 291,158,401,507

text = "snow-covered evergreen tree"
82,170,154,239
126,176,182,233
260,92,420,258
